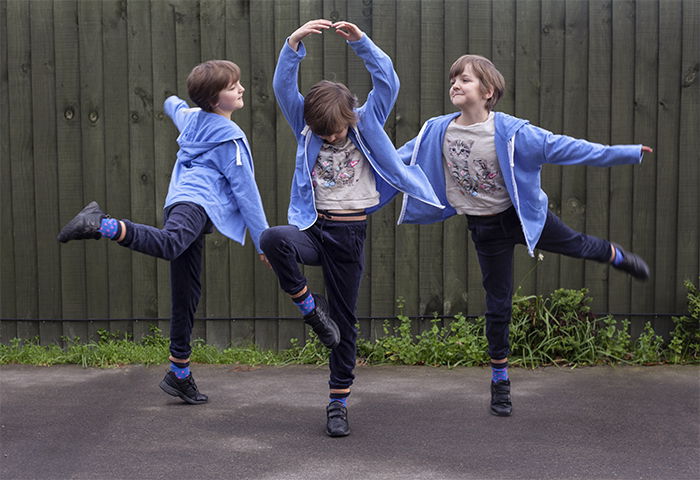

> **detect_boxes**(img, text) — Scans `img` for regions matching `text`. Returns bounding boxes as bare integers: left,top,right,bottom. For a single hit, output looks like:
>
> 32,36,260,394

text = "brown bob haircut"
449,55,505,111
304,80,358,136
186,60,241,112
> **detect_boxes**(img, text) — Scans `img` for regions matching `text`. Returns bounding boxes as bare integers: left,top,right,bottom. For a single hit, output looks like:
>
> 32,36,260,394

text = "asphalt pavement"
1,364,698,480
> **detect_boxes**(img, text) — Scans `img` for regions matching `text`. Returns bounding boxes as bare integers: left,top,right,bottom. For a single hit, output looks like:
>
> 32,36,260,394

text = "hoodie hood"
177,110,246,160
494,112,529,142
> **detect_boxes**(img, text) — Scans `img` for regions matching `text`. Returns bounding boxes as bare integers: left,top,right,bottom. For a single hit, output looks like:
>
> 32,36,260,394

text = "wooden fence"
1,0,698,349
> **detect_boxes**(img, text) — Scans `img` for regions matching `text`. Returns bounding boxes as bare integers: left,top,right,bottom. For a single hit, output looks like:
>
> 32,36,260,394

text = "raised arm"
164,95,199,132
273,20,331,135
338,22,399,124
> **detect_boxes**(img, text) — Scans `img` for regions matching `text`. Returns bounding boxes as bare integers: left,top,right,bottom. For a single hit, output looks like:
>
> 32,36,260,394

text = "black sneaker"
159,371,209,405
326,401,350,437
57,201,108,243
304,294,340,349
490,380,512,417
611,243,650,280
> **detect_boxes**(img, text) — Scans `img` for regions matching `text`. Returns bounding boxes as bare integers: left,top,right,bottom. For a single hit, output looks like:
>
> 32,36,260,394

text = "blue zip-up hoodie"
397,112,645,256
164,96,269,253
272,35,444,230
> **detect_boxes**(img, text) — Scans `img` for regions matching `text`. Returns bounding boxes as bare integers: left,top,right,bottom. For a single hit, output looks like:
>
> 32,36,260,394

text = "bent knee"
259,227,288,253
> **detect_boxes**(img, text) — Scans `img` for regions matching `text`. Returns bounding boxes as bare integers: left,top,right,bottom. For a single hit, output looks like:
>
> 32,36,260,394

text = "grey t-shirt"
312,137,379,211
442,112,511,215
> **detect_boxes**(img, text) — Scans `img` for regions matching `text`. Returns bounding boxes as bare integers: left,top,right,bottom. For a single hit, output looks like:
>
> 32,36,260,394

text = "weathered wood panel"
0,0,696,350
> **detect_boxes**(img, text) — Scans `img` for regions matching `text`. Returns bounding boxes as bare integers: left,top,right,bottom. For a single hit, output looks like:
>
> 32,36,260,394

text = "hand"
288,19,332,51
332,21,363,42
641,146,653,153
259,253,272,270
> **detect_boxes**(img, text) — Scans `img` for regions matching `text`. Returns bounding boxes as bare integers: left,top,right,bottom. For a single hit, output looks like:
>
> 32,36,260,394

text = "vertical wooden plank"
559,0,589,291
654,0,682,330
468,0,492,58
0,0,16,335
274,0,303,349
200,0,232,349
465,0,492,317
394,0,420,333
676,0,699,308
55,0,88,342
323,0,347,83
151,0,178,335
368,0,398,331
103,0,132,337
584,0,612,312
29,0,62,344
79,0,109,340
127,0,157,341
513,0,540,296
442,0,469,316
173,0,205,343
418,0,443,328
608,0,635,317
346,0,373,328
631,0,658,324
537,0,565,297
226,0,256,346
250,0,278,350
298,0,326,342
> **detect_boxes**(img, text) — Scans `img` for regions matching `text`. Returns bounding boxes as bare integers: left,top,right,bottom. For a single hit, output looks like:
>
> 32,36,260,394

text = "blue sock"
491,361,509,383
611,246,625,266
97,218,120,240
293,290,315,316
170,361,190,379
329,395,348,407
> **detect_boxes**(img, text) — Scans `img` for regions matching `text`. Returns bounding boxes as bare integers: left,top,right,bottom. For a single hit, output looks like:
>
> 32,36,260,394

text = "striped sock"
611,246,625,266
293,290,316,316
97,218,120,240
491,361,509,383
170,361,190,379
330,391,350,406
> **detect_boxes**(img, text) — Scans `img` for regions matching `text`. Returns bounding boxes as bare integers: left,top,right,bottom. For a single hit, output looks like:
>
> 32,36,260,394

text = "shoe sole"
159,379,208,405
490,408,512,417
326,428,351,437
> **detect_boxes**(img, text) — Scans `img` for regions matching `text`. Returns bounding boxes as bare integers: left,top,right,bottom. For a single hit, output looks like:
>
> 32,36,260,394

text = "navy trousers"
466,206,612,360
260,218,367,390
119,202,212,359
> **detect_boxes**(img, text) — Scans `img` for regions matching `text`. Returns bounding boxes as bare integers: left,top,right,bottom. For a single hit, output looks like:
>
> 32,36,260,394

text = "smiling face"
449,63,493,113
214,81,245,115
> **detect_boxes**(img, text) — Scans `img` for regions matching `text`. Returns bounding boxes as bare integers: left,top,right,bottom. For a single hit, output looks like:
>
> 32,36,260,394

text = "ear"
482,86,494,100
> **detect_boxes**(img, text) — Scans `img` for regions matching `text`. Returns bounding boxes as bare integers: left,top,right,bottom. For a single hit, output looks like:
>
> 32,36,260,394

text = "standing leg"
467,208,519,417
316,220,367,437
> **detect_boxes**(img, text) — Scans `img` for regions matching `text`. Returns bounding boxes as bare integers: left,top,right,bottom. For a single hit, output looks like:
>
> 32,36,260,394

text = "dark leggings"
119,202,212,359
467,206,612,360
260,219,367,389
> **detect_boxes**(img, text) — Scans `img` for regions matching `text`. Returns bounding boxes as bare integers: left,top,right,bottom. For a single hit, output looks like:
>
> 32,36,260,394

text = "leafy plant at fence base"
1,280,698,368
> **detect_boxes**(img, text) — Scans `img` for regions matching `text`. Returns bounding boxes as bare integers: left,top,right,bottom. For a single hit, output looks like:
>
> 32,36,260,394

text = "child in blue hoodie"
58,60,269,405
260,19,442,437
397,54,652,417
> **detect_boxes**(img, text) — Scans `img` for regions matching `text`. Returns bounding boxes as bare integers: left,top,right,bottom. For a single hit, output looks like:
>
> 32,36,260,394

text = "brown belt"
317,212,367,222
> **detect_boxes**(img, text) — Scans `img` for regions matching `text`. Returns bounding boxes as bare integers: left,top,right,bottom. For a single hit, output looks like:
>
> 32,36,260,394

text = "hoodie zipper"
507,134,535,257
397,120,430,224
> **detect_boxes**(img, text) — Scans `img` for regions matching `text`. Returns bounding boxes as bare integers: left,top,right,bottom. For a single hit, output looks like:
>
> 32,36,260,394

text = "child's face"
449,64,492,112
214,80,245,114
318,126,349,145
